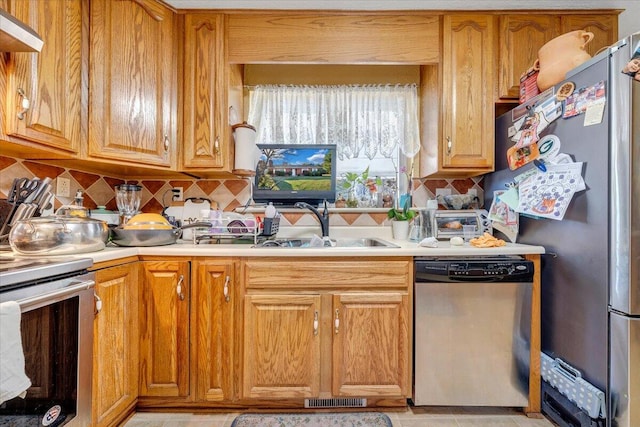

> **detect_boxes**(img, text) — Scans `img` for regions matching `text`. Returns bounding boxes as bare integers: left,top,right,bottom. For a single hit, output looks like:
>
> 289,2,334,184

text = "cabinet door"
93,263,139,427
193,260,234,402
227,13,440,64
88,0,176,167
560,15,618,58
441,15,495,171
4,0,82,153
332,292,409,397
242,294,321,399
182,13,229,171
140,260,190,397
498,15,558,99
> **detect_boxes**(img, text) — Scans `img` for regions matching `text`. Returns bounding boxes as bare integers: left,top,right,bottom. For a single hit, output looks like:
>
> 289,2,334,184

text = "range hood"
0,8,43,52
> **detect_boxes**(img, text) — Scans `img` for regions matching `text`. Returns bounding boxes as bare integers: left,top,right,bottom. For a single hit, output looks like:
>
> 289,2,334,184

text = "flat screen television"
253,144,337,206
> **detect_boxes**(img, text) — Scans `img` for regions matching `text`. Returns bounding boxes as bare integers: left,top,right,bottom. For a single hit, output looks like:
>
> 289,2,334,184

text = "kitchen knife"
30,177,52,206
22,179,42,204
40,192,54,212
7,178,26,203
10,203,30,225
33,182,52,209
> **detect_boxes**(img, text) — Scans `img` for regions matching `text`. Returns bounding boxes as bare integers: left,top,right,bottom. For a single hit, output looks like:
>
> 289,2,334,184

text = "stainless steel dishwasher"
413,256,534,407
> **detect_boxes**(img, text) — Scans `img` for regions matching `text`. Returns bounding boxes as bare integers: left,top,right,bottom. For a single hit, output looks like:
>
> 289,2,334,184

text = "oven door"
0,273,95,427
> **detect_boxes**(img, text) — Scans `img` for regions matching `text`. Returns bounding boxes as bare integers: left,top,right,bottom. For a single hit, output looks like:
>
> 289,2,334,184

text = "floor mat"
231,412,393,427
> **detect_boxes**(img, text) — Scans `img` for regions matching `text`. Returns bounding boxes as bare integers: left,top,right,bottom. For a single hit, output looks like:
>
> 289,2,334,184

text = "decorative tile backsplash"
0,156,483,226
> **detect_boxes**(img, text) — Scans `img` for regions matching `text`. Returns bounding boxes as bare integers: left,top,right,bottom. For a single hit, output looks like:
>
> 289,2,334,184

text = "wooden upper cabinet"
4,0,83,154
498,13,619,100
88,0,176,168
498,15,558,99
440,15,495,172
560,15,618,58
227,13,440,64
181,13,230,171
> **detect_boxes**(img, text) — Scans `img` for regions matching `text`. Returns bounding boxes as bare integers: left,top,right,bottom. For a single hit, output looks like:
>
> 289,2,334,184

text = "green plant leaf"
387,207,416,221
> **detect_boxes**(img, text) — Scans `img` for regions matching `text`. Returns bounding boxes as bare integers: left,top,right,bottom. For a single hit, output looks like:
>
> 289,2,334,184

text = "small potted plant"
387,199,416,240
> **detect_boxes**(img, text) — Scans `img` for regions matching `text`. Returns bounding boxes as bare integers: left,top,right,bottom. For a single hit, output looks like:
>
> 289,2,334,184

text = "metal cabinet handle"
94,293,102,314
17,88,30,120
214,136,220,153
313,311,319,336
334,309,340,334
177,274,185,301
223,275,230,302
164,134,170,152
446,136,452,155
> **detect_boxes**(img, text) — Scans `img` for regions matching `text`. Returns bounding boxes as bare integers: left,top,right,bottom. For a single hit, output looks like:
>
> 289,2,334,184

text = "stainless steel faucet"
294,200,330,239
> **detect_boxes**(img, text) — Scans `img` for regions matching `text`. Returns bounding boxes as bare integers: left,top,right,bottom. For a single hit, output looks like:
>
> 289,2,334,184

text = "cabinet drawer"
244,257,412,290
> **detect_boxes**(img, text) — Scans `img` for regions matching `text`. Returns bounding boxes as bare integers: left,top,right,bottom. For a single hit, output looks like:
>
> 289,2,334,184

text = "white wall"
167,0,639,39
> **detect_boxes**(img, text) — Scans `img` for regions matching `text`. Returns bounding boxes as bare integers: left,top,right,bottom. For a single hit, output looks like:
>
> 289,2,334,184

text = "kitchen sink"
253,237,400,248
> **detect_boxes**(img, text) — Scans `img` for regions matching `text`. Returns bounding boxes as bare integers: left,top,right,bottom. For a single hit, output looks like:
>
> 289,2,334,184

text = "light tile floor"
123,407,558,427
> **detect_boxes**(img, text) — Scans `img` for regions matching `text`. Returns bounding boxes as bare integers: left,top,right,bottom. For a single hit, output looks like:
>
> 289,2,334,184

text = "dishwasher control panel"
415,257,534,282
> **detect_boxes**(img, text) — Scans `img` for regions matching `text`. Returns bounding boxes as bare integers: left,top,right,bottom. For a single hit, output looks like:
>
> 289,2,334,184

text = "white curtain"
247,84,421,160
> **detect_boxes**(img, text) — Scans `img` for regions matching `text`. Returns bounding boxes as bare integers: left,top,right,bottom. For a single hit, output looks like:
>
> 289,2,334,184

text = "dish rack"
192,216,280,245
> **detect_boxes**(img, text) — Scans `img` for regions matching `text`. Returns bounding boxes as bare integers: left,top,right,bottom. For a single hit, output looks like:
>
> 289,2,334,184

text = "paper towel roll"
232,122,260,172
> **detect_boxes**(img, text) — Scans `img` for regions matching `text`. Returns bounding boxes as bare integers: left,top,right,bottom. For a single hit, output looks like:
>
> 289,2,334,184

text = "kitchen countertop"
17,226,543,265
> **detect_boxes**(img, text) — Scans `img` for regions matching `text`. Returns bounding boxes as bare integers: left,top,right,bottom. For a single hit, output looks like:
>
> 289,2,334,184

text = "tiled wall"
0,156,483,226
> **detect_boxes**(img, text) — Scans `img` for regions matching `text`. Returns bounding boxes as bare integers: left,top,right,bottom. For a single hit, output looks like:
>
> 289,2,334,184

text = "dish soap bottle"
265,202,277,219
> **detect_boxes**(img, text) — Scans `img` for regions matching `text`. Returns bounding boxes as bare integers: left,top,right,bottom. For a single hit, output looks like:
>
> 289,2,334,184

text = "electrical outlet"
172,187,184,202
56,177,70,197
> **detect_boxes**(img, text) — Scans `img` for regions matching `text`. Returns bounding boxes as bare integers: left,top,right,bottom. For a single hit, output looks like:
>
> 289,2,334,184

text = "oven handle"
16,279,96,310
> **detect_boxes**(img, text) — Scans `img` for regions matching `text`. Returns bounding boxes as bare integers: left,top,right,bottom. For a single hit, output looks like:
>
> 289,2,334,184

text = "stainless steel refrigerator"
485,33,639,427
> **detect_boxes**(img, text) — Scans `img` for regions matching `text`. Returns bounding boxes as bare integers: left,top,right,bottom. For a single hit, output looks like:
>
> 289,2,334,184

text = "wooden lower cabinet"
241,257,412,405
95,256,410,412
193,259,236,402
243,294,322,399
242,292,409,400
139,260,190,399
332,292,409,397
92,261,139,427
137,258,237,407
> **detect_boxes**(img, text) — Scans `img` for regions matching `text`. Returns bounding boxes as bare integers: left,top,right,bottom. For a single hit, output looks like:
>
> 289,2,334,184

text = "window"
247,84,420,207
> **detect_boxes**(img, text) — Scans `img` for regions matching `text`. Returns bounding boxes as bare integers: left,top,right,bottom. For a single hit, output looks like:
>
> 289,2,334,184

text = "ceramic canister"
536,30,594,91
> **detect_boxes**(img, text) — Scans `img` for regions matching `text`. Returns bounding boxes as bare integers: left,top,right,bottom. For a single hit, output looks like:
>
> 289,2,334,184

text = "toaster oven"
431,209,492,240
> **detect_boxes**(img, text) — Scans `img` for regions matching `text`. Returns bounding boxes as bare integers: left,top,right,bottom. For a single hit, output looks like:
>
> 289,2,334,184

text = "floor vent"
304,398,367,408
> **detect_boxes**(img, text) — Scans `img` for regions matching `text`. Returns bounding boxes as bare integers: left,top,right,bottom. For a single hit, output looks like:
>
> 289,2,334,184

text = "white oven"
0,257,95,426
